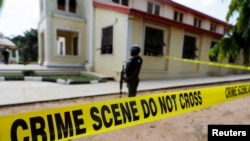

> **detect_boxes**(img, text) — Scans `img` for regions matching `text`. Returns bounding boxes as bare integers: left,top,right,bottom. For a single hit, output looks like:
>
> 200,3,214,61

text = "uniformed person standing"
2,48,9,64
124,45,143,97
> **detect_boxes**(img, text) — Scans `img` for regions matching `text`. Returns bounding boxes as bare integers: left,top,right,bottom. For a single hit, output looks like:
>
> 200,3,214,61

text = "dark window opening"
73,37,78,55
147,2,160,15
198,20,201,27
174,11,178,21
144,27,165,56
69,0,77,13
179,13,183,22
112,0,119,4
194,19,197,26
112,0,129,6
155,4,160,16
182,35,197,59
122,0,129,6
209,41,218,62
57,0,66,11
101,26,113,54
173,11,183,22
210,23,217,32
194,18,201,28
147,2,153,13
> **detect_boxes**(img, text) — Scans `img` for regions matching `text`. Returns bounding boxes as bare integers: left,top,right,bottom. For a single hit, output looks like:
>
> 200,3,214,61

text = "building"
38,0,241,80
0,32,19,64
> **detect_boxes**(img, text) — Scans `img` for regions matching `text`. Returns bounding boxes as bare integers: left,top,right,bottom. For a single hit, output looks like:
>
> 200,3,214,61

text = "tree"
23,29,38,61
0,0,3,8
210,0,250,65
0,0,3,13
10,29,38,63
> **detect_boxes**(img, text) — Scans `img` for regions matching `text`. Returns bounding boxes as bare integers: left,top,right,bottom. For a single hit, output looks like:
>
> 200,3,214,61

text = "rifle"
119,64,125,98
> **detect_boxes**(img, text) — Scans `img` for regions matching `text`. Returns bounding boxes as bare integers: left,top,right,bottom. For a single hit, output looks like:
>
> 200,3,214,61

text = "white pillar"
124,17,133,64
15,50,19,63
85,0,94,71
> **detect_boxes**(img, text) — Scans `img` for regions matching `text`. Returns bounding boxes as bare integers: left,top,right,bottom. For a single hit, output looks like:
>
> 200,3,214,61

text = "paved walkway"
1,71,250,106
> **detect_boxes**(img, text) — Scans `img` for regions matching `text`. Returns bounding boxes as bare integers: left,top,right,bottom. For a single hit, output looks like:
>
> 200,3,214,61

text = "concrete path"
1,73,250,106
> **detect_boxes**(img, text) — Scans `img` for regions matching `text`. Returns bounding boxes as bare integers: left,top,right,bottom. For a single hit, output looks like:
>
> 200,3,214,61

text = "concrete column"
43,16,52,66
85,0,94,71
123,17,133,65
15,50,19,63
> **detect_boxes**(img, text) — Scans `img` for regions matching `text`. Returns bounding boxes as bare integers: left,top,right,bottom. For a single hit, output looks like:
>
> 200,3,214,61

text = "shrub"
22,70,36,76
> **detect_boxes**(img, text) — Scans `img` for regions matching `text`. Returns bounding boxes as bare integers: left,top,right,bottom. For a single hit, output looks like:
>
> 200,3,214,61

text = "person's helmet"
130,45,141,56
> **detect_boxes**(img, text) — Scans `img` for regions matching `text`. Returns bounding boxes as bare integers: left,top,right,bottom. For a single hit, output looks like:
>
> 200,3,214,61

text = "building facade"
38,0,241,80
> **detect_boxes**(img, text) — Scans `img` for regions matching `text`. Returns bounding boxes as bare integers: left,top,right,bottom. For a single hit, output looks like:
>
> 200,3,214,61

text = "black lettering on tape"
10,110,86,141
194,91,199,106
179,93,185,109
30,116,47,141
184,93,190,108
237,84,250,95
225,86,238,98
90,101,140,131
179,91,202,109
47,114,55,141
189,92,195,107
129,101,140,121
55,112,74,139
90,107,103,131
11,119,29,141
140,98,157,118
149,98,157,116
120,102,132,123
101,105,113,128
198,91,202,105
72,110,86,135
141,99,150,118
158,94,177,114
111,104,122,126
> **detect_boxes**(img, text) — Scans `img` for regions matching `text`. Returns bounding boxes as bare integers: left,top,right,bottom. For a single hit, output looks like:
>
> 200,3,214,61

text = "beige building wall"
50,17,86,65
127,16,233,80
201,35,217,74
94,8,129,79
92,7,234,80
128,17,171,80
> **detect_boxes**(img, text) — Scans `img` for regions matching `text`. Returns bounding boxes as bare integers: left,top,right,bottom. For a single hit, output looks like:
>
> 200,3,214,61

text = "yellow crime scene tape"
164,55,250,70
0,82,250,141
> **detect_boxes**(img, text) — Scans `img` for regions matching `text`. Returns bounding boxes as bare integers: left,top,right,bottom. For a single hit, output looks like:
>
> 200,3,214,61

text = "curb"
0,76,106,85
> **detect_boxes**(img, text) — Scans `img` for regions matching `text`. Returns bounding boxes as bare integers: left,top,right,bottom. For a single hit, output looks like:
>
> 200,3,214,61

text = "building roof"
0,32,18,49
93,1,232,39
160,0,230,26
129,9,223,39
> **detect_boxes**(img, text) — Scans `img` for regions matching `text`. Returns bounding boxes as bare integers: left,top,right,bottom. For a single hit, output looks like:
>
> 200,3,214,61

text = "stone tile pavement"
1,71,250,106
